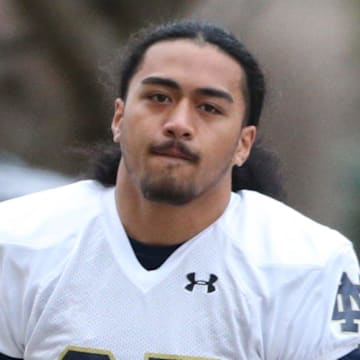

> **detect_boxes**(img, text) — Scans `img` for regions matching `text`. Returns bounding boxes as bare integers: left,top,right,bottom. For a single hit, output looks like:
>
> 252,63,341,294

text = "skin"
112,39,256,245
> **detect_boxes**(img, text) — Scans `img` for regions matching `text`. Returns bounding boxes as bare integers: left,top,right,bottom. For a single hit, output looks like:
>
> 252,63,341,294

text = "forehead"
130,39,245,98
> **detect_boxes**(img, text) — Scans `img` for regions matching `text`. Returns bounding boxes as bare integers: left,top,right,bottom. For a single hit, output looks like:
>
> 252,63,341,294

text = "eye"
199,103,222,115
148,93,171,103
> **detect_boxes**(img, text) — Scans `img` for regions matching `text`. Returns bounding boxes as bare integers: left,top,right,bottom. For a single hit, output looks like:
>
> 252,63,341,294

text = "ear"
233,125,256,167
111,98,124,144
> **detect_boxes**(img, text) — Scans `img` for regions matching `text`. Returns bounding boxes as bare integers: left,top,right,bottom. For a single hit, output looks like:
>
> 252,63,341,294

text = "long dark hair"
87,20,286,201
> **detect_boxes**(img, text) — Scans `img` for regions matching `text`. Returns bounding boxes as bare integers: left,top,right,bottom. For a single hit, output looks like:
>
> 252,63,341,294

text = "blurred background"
0,0,359,249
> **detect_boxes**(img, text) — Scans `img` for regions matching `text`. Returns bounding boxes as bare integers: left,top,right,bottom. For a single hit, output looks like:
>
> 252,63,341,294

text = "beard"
122,139,203,206
139,166,199,206
121,138,234,206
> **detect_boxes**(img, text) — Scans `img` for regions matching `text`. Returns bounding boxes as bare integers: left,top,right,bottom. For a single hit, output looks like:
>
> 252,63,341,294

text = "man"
0,20,359,360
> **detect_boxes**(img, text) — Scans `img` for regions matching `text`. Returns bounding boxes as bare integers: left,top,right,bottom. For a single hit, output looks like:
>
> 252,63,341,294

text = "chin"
140,178,198,206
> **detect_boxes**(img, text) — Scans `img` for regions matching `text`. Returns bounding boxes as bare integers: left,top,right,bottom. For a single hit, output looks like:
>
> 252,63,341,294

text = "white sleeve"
263,231,360,360
319,238,360,360
0,242,26,358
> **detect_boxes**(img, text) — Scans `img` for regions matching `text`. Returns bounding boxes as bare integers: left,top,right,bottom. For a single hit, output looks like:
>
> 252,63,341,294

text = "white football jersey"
0,180,359,360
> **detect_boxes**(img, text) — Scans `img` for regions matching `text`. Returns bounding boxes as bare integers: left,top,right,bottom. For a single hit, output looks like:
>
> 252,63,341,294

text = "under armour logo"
332,272,360,332
185,272,218,293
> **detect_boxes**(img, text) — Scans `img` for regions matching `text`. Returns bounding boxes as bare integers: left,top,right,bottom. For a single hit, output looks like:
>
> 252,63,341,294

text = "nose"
162,100,194,140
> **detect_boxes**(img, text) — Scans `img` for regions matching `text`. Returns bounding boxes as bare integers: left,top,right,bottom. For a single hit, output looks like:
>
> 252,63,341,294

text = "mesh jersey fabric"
0,180,359,360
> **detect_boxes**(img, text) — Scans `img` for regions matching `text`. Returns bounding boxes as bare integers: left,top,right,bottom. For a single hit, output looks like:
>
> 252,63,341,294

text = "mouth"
149,142,199,163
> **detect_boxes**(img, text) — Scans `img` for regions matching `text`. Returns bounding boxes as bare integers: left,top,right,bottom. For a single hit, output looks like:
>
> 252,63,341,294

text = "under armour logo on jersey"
185,272,218,293
332,272,360,332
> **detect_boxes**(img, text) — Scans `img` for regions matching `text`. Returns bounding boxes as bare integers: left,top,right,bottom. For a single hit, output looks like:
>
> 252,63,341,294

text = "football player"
1,20,359,360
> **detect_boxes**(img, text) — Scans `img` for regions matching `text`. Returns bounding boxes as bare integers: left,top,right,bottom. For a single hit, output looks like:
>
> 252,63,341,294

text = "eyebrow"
141,76,180,89
141,76,234,103
196,87,233,103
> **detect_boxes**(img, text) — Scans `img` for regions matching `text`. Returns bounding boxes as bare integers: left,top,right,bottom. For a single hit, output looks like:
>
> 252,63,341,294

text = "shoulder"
0,180,112,355
0,180,113,301
0,180,107,249
221,190,353,267
220,191,360,359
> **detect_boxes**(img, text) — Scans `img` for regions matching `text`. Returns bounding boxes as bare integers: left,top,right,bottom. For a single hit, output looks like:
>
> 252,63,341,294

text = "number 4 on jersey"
332,272,360,332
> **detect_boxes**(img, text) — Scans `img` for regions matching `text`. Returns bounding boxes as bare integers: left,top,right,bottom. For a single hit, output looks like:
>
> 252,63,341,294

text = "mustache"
149,140,200,163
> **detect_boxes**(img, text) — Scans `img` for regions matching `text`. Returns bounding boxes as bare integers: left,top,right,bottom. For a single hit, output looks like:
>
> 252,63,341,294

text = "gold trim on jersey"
144,353,219,360
58,345,116,359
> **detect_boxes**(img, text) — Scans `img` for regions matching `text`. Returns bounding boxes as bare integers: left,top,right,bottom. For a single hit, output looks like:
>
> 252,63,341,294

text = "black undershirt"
129,237,183,270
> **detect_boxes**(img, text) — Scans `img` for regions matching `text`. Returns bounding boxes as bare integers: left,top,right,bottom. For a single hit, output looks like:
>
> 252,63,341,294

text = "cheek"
214,139,241,173
119,119,149,165
119,122,136,159
206,126,240,158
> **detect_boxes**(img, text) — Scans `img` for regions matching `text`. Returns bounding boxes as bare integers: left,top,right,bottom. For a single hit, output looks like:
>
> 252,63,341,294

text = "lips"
149,141,199,163
153,147,192,161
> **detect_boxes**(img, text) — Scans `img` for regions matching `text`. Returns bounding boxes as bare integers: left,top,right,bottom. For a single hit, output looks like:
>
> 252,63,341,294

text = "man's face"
112,39,256,205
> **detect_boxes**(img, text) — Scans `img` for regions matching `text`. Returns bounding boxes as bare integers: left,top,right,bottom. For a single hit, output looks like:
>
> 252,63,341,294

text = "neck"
114,162,231,245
